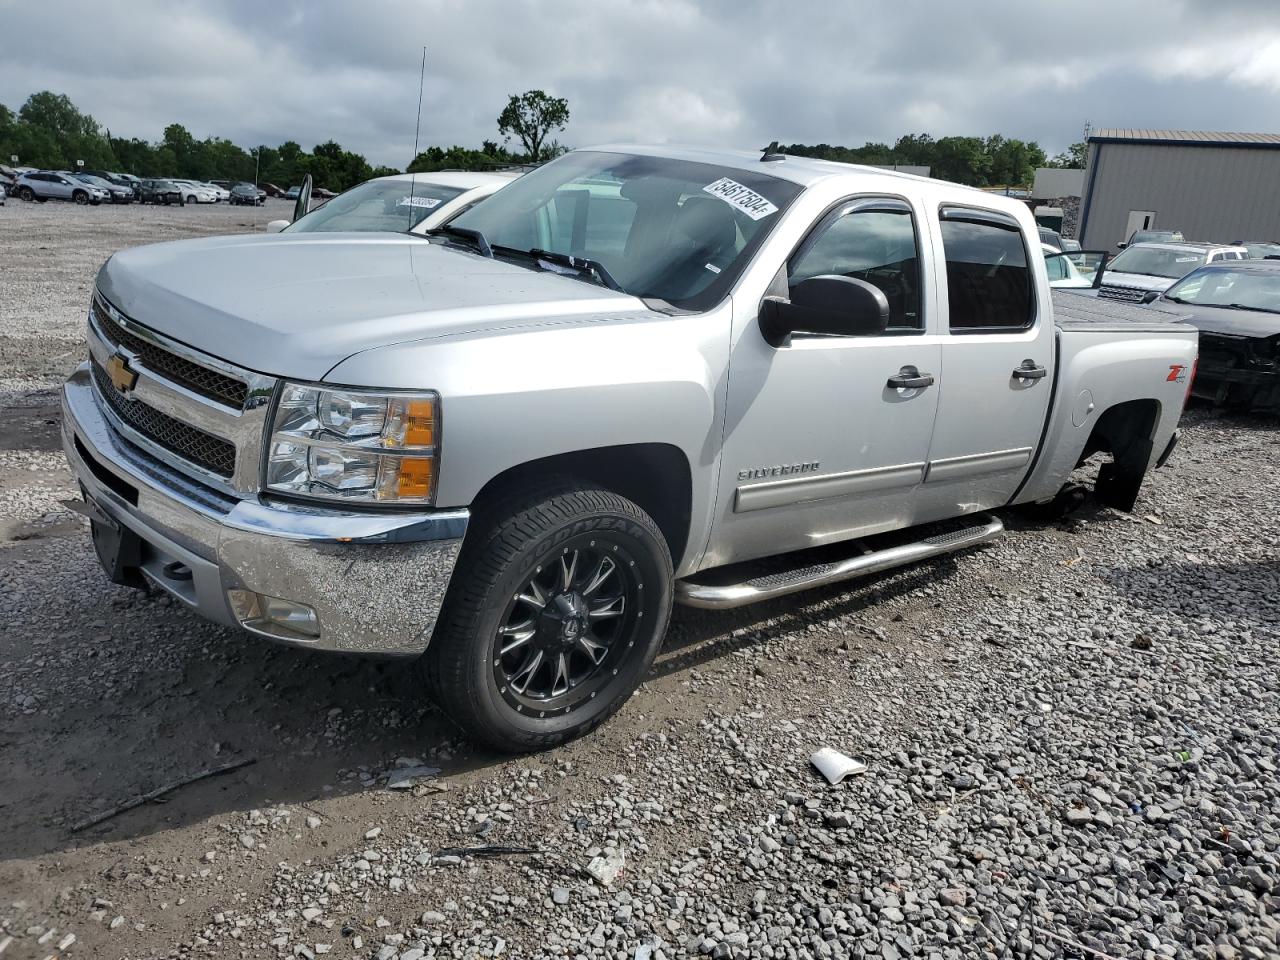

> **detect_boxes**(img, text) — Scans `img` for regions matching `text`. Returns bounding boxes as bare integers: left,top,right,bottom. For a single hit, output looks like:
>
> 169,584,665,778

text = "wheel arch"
468,443,694,569
1080,397,1161,511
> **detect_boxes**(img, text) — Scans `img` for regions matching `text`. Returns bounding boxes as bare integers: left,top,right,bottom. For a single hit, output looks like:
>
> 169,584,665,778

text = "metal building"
1078,129,1280,249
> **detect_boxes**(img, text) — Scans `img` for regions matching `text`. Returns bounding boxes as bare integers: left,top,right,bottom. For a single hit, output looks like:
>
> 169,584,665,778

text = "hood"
1100,271,1177,292
1169,302,1280,339
96,233,655,381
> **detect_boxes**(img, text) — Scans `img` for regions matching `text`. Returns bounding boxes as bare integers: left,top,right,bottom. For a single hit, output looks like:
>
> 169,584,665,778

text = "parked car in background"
203,182,230,202
74,173,133,204
209,179,233,191
82,170,140,201
1155,260,1280,412
171,180,219,204
14,171,108,204
1232,240,1280,260
268,171,522,234
1118,229,1184,250
62,145,1197,749
260,182,287,199
1096,242,1248,302
139,179,184,205
285,185,301,200
1042,244,1096,289
1058,237,1082,253
229,182,263,206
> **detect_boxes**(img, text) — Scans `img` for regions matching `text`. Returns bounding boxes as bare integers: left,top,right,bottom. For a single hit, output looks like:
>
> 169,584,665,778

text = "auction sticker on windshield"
703,177,778,221
398,196,443,209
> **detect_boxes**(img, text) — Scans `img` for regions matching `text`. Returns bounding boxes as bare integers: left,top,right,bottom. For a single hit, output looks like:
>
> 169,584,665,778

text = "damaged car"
1158,260,1280,413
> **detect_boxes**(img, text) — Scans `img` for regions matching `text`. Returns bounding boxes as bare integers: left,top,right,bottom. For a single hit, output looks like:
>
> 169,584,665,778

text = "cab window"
940,210,1034,331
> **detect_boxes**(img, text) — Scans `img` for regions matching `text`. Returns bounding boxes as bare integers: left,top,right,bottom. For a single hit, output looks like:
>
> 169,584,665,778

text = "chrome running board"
675,515,1004,610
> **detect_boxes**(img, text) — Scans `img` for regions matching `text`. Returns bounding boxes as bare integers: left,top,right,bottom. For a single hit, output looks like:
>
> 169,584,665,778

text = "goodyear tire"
421,481,672,752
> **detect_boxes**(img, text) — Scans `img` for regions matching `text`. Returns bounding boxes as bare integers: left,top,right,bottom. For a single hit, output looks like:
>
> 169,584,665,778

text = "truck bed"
1051,289,1191,333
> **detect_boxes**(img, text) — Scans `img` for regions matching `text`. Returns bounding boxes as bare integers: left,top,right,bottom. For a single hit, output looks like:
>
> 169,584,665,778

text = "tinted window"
941,214,1034,330
1109,246,1205,279
789,205,922,330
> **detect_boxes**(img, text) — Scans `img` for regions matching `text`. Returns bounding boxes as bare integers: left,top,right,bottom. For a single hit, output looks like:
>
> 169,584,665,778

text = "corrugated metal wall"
1080,142,1280,248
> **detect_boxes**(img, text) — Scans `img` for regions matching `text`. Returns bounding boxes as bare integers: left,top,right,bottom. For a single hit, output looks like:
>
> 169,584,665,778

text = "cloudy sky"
3,0,1280,167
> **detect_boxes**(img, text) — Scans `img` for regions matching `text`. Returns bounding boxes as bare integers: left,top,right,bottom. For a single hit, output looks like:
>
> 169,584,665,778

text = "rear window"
940,212,1034,331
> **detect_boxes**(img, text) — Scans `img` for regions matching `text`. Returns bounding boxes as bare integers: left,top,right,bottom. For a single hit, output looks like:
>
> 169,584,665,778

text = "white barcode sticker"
397,196,443,209
702,177,778,221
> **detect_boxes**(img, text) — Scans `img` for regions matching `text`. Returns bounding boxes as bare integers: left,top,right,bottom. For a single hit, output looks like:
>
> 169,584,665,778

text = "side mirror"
1141,290,1160,304
266,219,290,234
293,173,313,223
760,275,889,348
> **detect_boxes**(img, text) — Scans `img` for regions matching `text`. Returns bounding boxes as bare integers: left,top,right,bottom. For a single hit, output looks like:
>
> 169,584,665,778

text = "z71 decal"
1167,364,1188,383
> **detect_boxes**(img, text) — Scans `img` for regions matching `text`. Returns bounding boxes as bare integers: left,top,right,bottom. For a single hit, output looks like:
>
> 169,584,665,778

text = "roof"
1090,129,1280,149
1186,258,1280,273
585,143,944,188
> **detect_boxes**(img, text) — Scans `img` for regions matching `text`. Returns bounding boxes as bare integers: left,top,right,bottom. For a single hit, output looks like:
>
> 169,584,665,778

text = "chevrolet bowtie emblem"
105,352,138,393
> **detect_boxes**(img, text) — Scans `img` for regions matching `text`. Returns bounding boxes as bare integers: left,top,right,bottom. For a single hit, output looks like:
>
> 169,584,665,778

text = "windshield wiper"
525,248,623,292
426,224,492,258
1165,295,1190,304
1225,303,1273,313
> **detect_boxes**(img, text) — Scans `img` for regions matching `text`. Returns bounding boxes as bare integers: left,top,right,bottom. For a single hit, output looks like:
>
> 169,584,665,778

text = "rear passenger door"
918,207,1054,518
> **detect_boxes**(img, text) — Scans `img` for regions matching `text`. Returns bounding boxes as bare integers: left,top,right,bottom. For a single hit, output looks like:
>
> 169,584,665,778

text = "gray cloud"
3,0,1279,168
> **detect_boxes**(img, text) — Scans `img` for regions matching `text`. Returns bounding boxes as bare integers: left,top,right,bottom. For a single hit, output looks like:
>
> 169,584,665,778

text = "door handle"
886,366,935,390
1013,360,1048,381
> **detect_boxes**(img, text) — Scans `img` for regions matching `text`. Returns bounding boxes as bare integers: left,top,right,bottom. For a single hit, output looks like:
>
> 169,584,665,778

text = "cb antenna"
409,46,426,219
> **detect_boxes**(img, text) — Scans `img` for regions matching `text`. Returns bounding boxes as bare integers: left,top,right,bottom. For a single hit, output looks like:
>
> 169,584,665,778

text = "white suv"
1097,241,1249,302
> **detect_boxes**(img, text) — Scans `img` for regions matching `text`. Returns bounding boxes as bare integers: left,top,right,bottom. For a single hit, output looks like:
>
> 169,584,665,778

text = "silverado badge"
105,352,138,394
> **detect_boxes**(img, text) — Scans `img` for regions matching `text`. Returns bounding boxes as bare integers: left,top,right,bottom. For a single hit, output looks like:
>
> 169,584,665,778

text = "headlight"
265,383,439,504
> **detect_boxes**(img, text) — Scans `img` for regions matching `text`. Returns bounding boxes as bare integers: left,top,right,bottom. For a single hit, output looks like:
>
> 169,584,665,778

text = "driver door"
707,197,942,567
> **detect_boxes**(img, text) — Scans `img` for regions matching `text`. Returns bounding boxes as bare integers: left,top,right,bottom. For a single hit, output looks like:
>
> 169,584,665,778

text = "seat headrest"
674,196,737,250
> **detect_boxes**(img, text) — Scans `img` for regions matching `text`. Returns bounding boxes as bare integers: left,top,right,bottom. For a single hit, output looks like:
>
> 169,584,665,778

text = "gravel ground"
1,201,1277,960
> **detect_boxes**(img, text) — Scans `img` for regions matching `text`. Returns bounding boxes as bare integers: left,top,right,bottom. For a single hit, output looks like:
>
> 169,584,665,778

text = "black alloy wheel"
73,191,88,205
494,536,641,715
422,482,673,751
19,186,34,201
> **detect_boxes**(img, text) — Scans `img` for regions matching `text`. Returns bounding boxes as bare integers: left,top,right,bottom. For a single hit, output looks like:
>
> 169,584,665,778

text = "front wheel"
19,187,34,201
421,483,673,751
73,190,88,205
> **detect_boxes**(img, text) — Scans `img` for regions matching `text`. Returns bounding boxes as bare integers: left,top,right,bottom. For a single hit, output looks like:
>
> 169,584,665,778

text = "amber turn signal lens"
396,457,435,499
403,398,435,447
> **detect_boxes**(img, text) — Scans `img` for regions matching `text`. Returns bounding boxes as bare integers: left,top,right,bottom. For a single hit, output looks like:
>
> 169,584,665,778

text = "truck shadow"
0,530,968,864
1098,557,1280,630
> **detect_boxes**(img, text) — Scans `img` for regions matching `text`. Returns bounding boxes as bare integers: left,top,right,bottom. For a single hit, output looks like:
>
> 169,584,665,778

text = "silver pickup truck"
62,145,1197,750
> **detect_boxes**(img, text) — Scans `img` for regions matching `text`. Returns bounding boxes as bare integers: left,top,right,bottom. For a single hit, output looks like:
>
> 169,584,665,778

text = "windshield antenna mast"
409,46,426,216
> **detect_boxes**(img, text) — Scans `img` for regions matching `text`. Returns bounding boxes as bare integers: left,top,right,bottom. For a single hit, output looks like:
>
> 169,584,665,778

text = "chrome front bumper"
61,363,468,655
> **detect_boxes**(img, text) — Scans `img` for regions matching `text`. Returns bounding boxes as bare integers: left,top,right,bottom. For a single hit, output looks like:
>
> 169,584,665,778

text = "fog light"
228,589,321,638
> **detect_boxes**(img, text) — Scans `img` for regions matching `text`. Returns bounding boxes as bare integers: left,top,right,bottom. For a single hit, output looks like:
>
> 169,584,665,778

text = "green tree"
13,90,115,168
1048,141,1087,169
496,90,569,162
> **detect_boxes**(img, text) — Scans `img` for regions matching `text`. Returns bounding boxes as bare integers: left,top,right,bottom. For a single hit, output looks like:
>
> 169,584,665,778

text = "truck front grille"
91,359,236,478
92,296,248,409
1097,285,1148,303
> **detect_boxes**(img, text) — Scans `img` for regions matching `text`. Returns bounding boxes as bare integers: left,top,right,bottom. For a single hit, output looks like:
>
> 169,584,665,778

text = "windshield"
446,151,803,310
287,178,468,233
1166,268,1280,312
77,175,110,188
1109,246,1205,279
